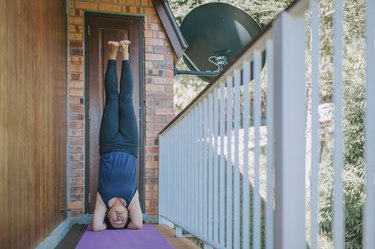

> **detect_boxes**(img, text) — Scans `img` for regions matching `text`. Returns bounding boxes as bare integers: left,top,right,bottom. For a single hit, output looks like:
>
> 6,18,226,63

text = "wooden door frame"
84,12,145,213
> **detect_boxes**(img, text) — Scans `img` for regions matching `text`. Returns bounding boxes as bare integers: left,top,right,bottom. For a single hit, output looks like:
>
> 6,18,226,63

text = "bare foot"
119,40,131,61
108,41,119,60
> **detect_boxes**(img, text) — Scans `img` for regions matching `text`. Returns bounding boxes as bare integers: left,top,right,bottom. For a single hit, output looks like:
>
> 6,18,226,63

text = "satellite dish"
177,2,263,82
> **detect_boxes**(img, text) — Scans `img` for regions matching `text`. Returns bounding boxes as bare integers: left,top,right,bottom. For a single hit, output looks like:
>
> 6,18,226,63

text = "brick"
69,201,84,209
141,0,152,6
145,139,155,146
69,9,76,16
70,105,84,113
154,93,173,100
70,65,84,73
154,123,166,131
71,113,84,121
70,145,84,153
145,207,157,215
99,3,121,12
69,33,83,41
71,56,84,64
144,30,153,38
145,93,155,99
70,186,84,196
144,46,153,53
145,169,155,176
153,77,174,85
122,6,142,13
70,49,83,56
154,46,167,54
154,108,174,115
70,177,84,185
143,7,156,15
71,146,84,154
166,54,175,62
70,169,84,177
144,200,151,207
145,61,153,69
70,9,84,17
145,177,158,184
145,23,162,31
69,80,84,88
70,41,83,48
70,88,84,97
145,108,153,116
69,97,84,104
70,137,84,145
164,85,174,92
165,115,175,123
70,186,84,194
145,158,159,165
75,1,98,9
99,0,118,3
69,25,80,33
70,162,84,169
144,185,153,191
145,100,163,108
70,121,84,129
145,130,159,138
146,147,158,154
147,69,163,77
145,53,165,61
145,115,164,123
119,0,139,4
145,84,164,92
69,17,84,25
156,31,167,39
145,123,154,130
71,154,84,161
70,73,84,81
165,69,174,78
145,191,158,199
70,194,84,201
152,61,167,69
148,16,160,24
69,129,84,137
145,38,164,46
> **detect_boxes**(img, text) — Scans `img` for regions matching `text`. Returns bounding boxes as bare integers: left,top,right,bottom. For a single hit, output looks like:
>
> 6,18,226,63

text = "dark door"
85,13,144,213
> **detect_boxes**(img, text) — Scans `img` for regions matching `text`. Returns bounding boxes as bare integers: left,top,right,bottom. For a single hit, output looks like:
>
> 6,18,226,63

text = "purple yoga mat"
75,224,173,249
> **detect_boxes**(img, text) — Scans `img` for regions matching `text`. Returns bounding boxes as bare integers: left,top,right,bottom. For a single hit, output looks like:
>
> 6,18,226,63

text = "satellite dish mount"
174,49,230,76
174,3,262,82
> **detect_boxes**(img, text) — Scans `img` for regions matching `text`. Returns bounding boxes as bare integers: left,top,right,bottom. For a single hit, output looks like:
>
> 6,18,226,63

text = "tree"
169,0,367,248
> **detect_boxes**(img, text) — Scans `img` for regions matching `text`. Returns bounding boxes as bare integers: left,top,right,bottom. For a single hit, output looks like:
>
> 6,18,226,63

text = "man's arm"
127,190,143,229
92,192,107,231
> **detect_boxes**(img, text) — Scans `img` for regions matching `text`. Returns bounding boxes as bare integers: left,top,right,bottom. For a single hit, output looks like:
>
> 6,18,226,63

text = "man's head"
105,204,129,229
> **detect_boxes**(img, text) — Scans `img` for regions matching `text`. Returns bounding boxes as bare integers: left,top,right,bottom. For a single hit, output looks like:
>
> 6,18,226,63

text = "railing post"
273,9,307,249
175,226,183,238
204,243,214,249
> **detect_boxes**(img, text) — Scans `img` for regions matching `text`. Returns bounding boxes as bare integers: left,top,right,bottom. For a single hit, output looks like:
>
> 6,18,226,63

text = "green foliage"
169,0,293,113
169,0,367,248
317,0,366,248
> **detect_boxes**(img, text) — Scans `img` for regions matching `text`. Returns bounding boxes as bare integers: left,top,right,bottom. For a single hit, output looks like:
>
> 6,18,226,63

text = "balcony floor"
56,224,199,249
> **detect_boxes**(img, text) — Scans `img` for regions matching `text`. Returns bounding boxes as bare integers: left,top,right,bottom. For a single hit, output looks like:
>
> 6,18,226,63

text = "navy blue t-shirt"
98,151,137,208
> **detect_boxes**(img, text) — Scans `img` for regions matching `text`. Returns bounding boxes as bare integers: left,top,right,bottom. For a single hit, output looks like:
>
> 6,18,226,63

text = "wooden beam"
151,0,188,60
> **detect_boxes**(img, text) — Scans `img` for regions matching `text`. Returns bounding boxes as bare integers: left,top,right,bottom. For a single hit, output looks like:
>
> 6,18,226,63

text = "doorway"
84,13,144,213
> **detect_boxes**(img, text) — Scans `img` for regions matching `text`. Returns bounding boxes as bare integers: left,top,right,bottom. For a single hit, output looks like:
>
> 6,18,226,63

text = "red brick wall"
67,0,175,220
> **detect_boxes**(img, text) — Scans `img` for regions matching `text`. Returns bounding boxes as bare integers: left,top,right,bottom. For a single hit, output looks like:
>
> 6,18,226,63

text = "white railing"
159,0,375,248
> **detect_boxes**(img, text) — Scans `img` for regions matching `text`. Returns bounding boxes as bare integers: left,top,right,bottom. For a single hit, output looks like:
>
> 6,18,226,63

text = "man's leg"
118,40,138,151
99,41,120,148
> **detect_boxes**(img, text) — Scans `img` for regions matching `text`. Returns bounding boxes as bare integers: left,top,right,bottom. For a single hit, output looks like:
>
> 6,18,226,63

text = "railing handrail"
159,0,375,248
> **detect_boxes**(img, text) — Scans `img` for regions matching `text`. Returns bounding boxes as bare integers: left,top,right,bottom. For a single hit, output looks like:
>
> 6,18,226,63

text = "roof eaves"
151,0,188,60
